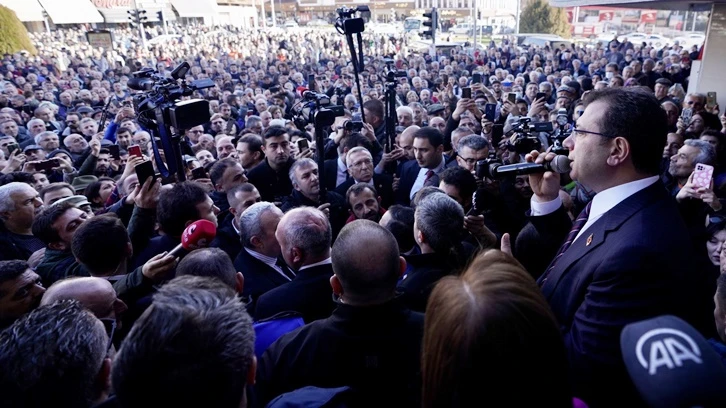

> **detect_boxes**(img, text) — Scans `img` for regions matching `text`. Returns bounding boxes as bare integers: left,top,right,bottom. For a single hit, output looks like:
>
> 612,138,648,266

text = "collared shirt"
531,176,659,243
297,257,332,272
336,157,348,187
232,218,241,235
353,178,374,187
245,247,292,281
410,155,446,200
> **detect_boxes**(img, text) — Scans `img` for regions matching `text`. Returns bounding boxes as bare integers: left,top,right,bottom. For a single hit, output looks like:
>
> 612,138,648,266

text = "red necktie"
539,201,592,287
423,170,435,186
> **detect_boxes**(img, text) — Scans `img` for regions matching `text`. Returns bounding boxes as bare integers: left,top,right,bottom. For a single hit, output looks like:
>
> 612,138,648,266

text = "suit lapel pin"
586,234,593,246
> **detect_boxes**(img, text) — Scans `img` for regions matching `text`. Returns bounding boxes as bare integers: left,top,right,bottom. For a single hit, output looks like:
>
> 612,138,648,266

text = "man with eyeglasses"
515,87,714,407
335,147,393,208
184,125,205,144
60,112,80,136
455,135,490,174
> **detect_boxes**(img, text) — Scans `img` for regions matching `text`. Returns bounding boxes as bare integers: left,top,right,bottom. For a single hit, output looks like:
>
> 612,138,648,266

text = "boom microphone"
489,155,572,178
168,219,217,258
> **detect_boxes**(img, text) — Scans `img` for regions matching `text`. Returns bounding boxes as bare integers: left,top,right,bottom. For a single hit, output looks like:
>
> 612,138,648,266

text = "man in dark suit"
255,207,335,323
335,146,394,209
515,88,713,407
395,127,456,205
233,202,293,313
211,183,261,260
323,132,377,192
256,220,423,407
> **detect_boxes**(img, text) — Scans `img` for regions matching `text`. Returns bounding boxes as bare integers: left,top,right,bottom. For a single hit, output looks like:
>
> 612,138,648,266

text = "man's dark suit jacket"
323,158,346,192
234,248,291,315
254,263,335,323
521,181,714,407
255,298,424,408
394,157,456,205
210,214,241,261
335,174,394,209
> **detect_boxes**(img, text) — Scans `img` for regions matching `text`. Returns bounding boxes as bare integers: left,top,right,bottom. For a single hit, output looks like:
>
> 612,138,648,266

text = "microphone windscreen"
180,219,217,251
551,155,572,174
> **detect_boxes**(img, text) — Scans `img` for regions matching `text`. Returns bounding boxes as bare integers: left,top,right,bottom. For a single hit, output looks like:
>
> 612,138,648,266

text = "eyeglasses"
572,127,612,138
99,318,116,353
350,158,373,168
458,155,480,166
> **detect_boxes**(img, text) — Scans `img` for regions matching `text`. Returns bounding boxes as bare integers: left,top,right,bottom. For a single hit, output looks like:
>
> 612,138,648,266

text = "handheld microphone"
488,155,571,178
168,219,217,258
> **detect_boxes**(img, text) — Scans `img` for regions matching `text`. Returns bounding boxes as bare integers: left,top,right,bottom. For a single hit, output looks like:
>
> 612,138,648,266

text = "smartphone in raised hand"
191,167,208,180
128,145,142,159
6,143,18,156
484,103,496,121
462,87,472,99
297,138,309,151
693,163,714,189
135,160,157,188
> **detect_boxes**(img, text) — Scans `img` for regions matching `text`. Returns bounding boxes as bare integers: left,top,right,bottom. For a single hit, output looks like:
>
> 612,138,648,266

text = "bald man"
398,125,419,161
254,208,334,323
41,277,127,326
256,220,423,407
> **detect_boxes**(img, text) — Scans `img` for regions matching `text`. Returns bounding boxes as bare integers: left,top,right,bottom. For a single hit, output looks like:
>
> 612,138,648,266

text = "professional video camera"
291,91,345,132
128,62,214,182
344,112,364,132
334,5,369,35
506,117,553,155
474,154,503,180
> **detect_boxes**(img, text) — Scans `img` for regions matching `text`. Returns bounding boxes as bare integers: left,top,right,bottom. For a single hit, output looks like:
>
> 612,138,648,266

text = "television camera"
128,62,214,182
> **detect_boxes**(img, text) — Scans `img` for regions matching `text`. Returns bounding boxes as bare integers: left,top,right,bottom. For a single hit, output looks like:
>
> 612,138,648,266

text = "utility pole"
261,0,267,27
157,10,168,35
130,0,147,48
42,10,51,34
270,0,276,27
473,0,478,46
515,0,521,34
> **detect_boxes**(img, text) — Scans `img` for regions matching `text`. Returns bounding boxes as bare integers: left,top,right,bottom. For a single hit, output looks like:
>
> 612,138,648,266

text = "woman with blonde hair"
422,250,577,407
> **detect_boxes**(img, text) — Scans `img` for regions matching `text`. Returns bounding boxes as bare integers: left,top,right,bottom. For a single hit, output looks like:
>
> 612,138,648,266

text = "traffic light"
138,10,148,24
423,8,438,42
157,10,164,22
127,9,138,27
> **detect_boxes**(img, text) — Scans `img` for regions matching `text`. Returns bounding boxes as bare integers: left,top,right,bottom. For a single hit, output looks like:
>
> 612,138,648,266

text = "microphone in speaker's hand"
489,155,571,179
168,219,217,258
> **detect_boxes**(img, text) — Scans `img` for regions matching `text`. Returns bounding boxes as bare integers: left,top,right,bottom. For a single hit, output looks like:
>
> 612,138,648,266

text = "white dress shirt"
530,176,659,243
410,155,446,200
298,257,332,272
336,157,348,187
244,248,292,281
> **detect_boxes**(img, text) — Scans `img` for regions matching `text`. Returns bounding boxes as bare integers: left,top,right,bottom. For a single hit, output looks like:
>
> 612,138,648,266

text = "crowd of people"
1,20,726,407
